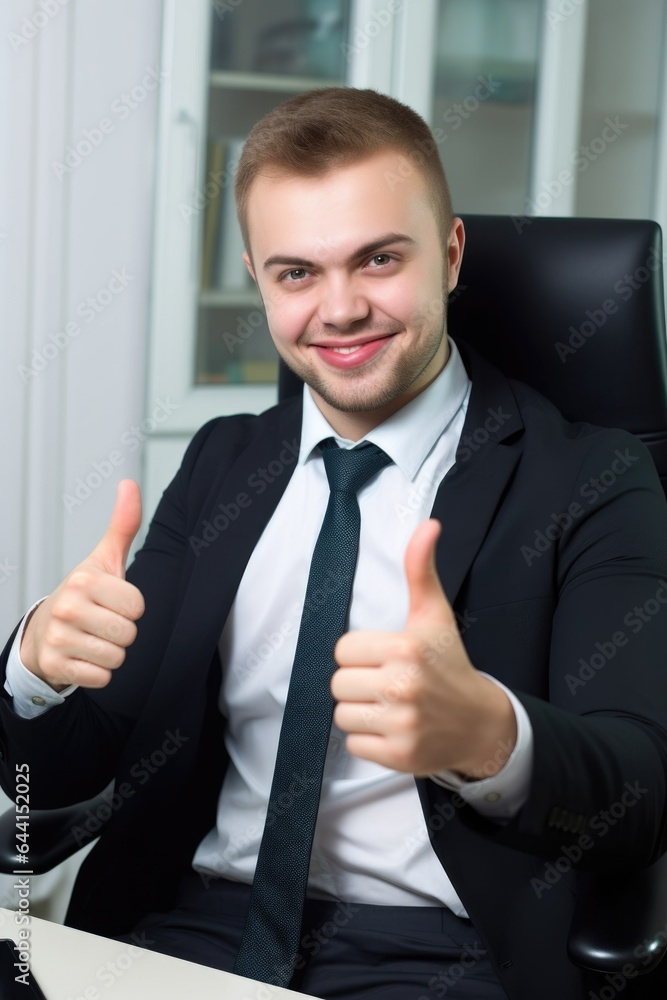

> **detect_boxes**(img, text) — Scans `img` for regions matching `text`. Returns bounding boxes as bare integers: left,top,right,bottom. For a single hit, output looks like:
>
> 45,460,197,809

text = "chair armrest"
568,852,667,975
0,786,114,875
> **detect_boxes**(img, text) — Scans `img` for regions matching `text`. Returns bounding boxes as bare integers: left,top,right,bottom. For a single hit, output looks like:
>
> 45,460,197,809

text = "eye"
281,268,309,283
368,254,393,268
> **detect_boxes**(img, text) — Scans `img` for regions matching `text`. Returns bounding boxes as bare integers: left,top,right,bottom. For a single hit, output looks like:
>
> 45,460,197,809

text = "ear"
243,251,256,283
446,217,465,294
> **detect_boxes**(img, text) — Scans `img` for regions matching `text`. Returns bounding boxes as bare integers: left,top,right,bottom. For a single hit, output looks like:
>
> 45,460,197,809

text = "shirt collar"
298,335,471,481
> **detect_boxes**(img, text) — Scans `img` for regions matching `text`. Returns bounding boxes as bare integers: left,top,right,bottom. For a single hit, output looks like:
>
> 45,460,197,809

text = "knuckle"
45,622,66,648
124,621,139,646
109,646,126,669
123,585,145,620
391,743,414,772
68,569,94,591
397,635,421,661
52,599,77,623
84,669,112,690
38,649,59,679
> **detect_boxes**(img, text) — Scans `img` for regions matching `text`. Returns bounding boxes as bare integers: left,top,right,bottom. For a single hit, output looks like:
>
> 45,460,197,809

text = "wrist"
19,599,49,679
454,677,517,781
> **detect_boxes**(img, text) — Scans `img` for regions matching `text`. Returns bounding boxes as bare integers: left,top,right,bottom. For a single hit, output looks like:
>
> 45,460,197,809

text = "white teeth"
330,345,363,353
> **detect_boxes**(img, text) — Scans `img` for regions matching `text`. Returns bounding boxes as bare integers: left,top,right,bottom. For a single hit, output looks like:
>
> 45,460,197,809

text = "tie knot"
319,438,393,494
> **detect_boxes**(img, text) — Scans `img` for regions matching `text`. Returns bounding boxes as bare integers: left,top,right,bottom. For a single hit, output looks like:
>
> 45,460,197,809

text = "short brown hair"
235,87,452,255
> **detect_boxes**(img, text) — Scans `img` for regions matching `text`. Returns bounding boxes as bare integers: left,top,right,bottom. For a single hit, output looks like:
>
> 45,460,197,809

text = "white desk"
0,907,321,1000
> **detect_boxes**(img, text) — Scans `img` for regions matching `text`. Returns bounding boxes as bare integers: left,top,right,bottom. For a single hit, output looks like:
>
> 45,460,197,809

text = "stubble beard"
279,306,448,414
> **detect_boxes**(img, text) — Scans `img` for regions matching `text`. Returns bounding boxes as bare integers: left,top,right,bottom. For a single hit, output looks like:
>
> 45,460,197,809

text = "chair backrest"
278,215,667,496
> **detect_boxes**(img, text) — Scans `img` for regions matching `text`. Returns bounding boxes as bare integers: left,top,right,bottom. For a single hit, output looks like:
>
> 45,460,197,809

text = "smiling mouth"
309,333,398,369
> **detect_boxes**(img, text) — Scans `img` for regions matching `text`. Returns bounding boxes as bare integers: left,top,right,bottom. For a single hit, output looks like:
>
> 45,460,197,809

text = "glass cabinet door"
430,0,543,214
195,0,351,388
574,0,666,220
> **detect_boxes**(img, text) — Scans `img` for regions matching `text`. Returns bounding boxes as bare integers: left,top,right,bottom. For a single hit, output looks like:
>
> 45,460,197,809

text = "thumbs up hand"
331,519,517,778
20,480,145,692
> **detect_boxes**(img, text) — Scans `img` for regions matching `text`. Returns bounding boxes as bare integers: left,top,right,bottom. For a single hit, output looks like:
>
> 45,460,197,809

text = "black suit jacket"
2,338,667,1000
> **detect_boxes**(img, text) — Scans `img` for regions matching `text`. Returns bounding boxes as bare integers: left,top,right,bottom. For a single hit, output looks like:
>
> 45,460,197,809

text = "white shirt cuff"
429,673,533,821
4,597,78,719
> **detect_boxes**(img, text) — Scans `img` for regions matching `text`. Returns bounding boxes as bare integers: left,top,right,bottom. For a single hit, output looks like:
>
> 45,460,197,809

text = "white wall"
0,0,164,920
1,0,163,639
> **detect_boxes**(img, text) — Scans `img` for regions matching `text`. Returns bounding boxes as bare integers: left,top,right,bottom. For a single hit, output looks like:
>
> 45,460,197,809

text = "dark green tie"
233,437,393,987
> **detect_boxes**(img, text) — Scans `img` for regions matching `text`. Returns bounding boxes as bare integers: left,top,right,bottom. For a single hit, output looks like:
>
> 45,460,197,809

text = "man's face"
243,150,464,437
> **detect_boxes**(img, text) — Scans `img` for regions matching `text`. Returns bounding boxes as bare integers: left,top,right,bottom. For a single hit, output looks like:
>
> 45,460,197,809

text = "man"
1,88,667,1000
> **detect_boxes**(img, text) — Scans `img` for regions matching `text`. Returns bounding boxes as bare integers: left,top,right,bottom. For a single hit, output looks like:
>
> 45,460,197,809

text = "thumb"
404,519,450,629
90,479,142,577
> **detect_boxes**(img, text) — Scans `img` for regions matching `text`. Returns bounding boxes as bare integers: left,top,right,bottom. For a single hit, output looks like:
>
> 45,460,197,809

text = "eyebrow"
262,232,417,272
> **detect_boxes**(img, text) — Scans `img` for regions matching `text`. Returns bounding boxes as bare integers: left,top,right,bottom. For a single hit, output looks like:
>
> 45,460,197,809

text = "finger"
53,658,116,690
89,480,142,578
345,733,421,773
334,702,385,735
404,519,451,629
51,587,140,643
44,621,128,672
79,606,138,649
87,574,145,622
331,662,418,702
344,734,398,769
334,630,419,667
61,565,145,623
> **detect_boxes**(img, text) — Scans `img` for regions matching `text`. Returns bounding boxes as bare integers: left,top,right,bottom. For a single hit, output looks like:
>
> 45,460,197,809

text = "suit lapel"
159,395,305,692
432,339,525,608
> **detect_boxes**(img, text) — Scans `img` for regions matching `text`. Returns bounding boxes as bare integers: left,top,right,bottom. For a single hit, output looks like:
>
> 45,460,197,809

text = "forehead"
245,150,435,259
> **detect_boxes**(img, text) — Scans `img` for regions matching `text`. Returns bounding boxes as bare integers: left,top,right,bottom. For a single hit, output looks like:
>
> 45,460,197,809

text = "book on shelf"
200,136,250,291
200,137,224,289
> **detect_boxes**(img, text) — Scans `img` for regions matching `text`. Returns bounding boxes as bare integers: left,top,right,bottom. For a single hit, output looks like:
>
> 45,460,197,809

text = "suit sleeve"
457,429,667,867
0,416,224,808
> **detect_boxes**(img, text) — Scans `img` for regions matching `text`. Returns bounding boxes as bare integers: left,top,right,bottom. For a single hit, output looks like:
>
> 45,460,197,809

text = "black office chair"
2,216,667,983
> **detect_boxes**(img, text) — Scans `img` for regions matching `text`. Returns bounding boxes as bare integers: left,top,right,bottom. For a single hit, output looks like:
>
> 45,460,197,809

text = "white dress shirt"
5,336,533,914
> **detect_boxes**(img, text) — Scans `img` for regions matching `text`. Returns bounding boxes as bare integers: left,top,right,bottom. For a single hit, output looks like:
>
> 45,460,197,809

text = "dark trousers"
118,871,509,999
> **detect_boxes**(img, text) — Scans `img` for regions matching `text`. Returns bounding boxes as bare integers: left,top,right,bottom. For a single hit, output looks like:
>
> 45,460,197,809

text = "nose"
316,272,370,329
